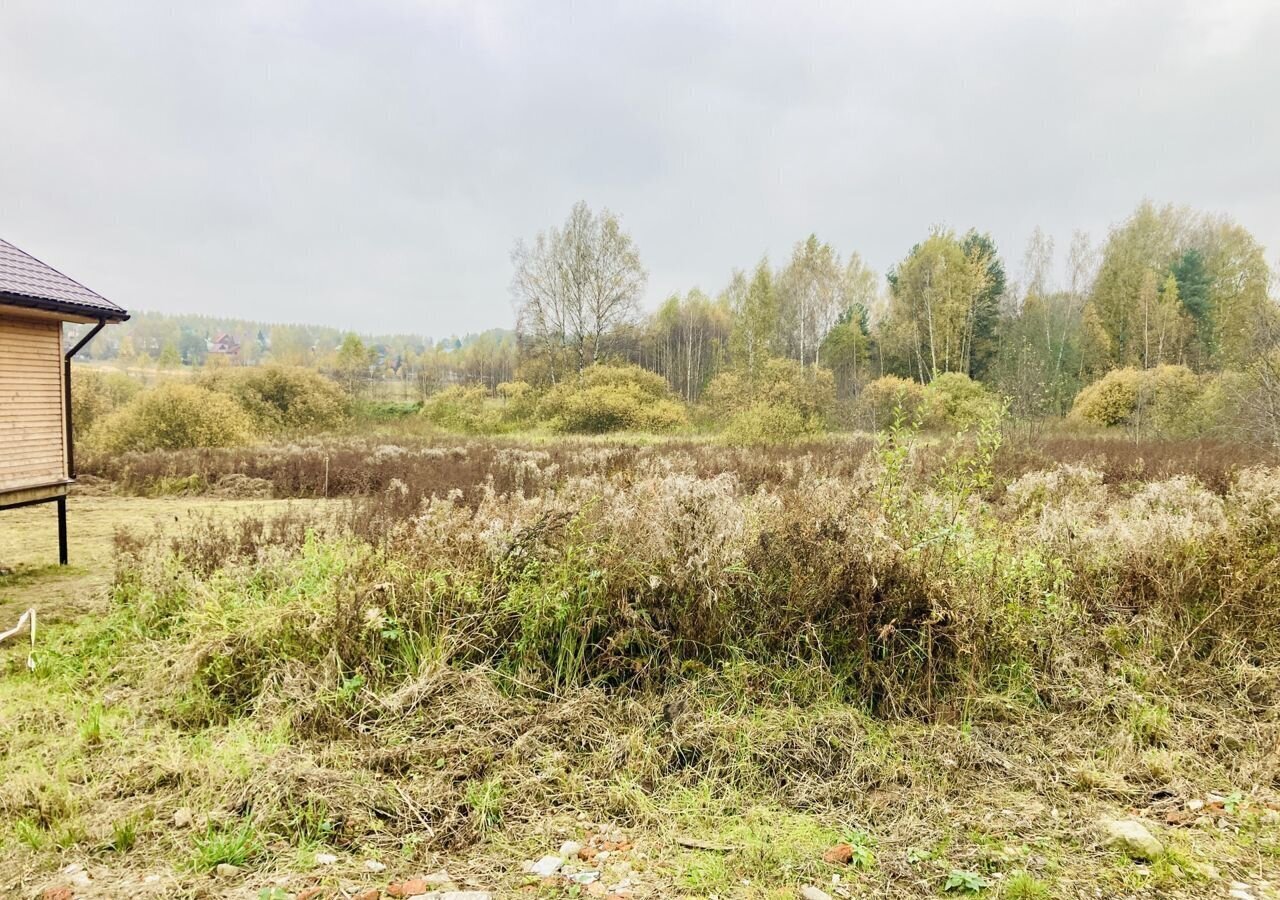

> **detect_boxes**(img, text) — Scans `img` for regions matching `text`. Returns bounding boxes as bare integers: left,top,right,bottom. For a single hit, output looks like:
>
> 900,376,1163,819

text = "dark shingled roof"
0,238,128,321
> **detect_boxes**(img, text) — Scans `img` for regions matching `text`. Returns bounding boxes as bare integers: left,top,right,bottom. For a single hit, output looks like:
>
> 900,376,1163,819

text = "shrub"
538,363,689,434
703,358,835,440
87,382,256,453
422,385,497,434
698,371,746,423
1069,365,1205,437
853,375,927,431
421,381,542,435
70,368,142,439
496,379,535,410
921,372,1000,429
495,380,539,427
1070,368,1142,428
722,402,817,445
704,359,834,420
1141,365,1205,437
199,366,348,433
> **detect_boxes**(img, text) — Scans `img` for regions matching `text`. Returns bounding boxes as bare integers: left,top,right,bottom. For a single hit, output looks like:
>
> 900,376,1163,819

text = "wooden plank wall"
0,314,67,492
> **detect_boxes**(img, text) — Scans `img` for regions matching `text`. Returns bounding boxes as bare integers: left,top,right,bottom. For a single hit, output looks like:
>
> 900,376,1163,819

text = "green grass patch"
191,819,262,871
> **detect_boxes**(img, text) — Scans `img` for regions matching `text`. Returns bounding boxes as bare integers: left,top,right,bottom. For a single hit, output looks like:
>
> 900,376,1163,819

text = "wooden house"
207,332,241,362
0,238,128,563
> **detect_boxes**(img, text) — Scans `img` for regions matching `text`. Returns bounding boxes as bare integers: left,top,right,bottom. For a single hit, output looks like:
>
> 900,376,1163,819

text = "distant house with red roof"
207,332,241,362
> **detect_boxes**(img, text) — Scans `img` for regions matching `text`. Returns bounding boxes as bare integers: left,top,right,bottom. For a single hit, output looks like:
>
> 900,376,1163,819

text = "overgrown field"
3,430,1280,899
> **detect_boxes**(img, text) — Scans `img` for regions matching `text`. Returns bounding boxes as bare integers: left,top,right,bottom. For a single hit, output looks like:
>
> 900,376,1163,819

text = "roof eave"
0,290,129,323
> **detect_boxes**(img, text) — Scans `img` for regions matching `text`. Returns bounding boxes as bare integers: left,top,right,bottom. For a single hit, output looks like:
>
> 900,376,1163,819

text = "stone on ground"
526,855,564,877
423,869,454,886
1102,818,1164,860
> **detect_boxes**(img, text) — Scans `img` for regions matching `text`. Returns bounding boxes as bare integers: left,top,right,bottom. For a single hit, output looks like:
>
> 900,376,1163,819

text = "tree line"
512,201,1278,420
76,312,519,397
83,199,1278,427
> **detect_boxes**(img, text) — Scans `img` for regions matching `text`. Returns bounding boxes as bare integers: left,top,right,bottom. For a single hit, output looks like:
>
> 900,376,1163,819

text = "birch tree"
777,235,842,369
883,229,997,382
729,260,780,377
512,202,646,380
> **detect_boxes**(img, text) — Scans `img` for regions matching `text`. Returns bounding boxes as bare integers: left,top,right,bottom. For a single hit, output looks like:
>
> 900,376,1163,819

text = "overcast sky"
3,1,1278,338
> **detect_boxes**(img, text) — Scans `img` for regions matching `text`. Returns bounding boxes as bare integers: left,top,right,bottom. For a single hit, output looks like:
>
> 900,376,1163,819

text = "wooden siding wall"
0,315,67,492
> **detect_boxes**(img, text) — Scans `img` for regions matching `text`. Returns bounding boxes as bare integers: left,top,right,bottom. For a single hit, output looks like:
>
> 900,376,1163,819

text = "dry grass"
80,435,880,503
4,431,1280,898
81,431,1277,509
995,433,1277,494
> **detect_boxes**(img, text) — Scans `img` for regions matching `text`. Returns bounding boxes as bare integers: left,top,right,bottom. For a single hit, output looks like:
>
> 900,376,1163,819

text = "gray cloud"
2,0,1277,336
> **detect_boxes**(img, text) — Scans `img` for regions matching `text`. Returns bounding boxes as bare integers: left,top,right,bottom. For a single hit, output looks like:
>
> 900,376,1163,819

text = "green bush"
422,381,547,434
87,383,256,453
703,358,835,440
538,364,689,434
1070,368,1142,428
199,366,348,433
704,358,834,421
1141,365,1204,437
70,368,142,439
921,372,1000,430
422,385,497,434
1070,365,1205,436
853,375,927,430
496,380,538,426
722,402,817,445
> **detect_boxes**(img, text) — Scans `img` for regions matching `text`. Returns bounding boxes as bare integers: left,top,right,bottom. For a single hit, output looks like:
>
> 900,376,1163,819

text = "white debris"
526,855,564,877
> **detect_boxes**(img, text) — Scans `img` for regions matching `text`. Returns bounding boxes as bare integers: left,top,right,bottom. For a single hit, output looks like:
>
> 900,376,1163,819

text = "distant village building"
0,238,128,564
207,331,241,362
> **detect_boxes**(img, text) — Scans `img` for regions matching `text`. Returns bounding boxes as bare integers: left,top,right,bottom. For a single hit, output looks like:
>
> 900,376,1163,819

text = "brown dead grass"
4,432,1280,898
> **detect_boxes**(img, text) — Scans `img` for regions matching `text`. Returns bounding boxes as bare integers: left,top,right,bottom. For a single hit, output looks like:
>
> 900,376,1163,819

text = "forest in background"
74,199,1280,447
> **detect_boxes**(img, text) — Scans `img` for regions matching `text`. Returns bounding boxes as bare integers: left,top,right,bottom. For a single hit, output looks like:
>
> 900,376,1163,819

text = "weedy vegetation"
3,419,1280,897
